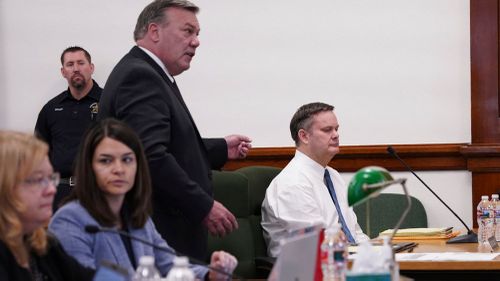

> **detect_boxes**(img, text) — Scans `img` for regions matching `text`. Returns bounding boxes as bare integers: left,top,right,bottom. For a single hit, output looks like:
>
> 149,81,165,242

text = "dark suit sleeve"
106,64,214,224
203,138,228,170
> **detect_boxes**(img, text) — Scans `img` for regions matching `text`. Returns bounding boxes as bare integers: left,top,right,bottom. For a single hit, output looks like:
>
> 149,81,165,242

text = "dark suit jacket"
97,46,227,259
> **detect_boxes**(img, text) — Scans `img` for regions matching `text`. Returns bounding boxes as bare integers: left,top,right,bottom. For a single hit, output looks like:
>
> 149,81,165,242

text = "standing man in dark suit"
97,0,252,260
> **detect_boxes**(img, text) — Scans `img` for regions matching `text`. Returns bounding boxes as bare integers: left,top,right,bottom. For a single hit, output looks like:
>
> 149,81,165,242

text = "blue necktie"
324,169,355,243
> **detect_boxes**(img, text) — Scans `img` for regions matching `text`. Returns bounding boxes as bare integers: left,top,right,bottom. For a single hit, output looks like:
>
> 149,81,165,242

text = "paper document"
396,252,499,262
380,227,453,237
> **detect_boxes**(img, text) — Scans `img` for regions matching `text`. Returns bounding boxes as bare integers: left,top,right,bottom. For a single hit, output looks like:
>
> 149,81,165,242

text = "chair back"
208,166,281,279
353,193,428,238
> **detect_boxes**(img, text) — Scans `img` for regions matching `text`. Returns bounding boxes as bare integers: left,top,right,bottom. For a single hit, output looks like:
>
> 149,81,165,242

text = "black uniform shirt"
35,80,102,177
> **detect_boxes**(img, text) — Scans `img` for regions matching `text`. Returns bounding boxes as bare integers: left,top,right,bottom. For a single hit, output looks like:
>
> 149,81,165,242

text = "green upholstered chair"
353,193,428,238
208,166,281,279
208,167,428,277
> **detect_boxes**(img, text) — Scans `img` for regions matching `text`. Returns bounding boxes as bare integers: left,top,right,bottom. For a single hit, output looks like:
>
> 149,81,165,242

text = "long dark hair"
69,118,152,228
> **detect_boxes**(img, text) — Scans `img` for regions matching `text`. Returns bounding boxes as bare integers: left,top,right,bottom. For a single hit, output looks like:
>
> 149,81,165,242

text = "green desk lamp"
348,166,411,240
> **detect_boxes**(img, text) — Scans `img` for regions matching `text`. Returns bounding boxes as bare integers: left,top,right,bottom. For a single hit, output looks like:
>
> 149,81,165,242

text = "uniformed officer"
35,46,102,211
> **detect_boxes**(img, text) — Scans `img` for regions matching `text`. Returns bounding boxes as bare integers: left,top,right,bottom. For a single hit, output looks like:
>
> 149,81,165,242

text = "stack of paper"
379,227,459,240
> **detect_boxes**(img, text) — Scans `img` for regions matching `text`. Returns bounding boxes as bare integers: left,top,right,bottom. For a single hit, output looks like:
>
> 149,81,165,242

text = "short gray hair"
134,0,199,41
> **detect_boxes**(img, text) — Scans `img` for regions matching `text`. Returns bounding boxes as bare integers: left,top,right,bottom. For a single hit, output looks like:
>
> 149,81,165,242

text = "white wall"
0,0,473,230
341,171,472,232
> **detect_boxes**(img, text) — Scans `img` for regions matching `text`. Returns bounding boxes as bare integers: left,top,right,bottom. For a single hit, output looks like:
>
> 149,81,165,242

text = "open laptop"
267,229,320,281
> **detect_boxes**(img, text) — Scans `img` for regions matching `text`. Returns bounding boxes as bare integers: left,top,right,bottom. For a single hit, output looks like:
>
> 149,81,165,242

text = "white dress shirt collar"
138,46,175,83
294,150,328,178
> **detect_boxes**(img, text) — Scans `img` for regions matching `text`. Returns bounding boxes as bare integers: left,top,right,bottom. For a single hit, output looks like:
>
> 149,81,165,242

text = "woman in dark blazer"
0,131,94,281
49,118,236,280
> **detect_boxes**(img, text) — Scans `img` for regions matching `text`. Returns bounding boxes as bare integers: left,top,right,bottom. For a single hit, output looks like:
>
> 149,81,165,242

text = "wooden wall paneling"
470,0,500,226
470,0,500,143
472,173,500,204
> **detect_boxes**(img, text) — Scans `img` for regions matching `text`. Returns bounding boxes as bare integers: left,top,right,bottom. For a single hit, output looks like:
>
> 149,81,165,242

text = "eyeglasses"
23,172,60,189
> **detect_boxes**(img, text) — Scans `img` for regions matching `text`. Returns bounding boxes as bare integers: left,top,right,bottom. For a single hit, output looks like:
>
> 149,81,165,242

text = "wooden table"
245,237,500,280
395,238,500,280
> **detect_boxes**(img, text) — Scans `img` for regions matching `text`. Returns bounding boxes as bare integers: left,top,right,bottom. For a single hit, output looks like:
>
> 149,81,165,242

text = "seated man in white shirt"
261,102,369,257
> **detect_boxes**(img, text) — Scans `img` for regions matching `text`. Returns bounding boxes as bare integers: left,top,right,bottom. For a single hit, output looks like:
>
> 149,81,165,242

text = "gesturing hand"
225,134,252,159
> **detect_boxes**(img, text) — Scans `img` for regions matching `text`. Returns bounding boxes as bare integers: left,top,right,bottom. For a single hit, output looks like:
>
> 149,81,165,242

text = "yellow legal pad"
378,227,458,240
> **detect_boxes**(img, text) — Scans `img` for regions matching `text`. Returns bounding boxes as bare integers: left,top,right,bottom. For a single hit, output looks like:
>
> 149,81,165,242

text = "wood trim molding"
224,143,500,173
223,143,470,172
461,144,500,172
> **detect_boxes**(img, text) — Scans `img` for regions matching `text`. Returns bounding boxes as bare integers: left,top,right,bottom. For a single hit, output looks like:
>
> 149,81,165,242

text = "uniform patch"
90,102,99,120
90,102,98,114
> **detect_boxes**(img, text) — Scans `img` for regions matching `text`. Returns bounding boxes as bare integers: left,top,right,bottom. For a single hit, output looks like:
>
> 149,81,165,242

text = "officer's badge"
90,102,99,120
90,102,99,114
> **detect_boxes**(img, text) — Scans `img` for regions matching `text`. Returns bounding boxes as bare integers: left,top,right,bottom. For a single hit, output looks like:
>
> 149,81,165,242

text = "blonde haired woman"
0,131,94,280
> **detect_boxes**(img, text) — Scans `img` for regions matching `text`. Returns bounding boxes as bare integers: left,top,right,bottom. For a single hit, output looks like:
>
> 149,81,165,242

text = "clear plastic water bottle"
492,194,500,241
477,195,493,244
320,224,346,281
165,256,194,281
133,256,161,281
321,228,335,281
